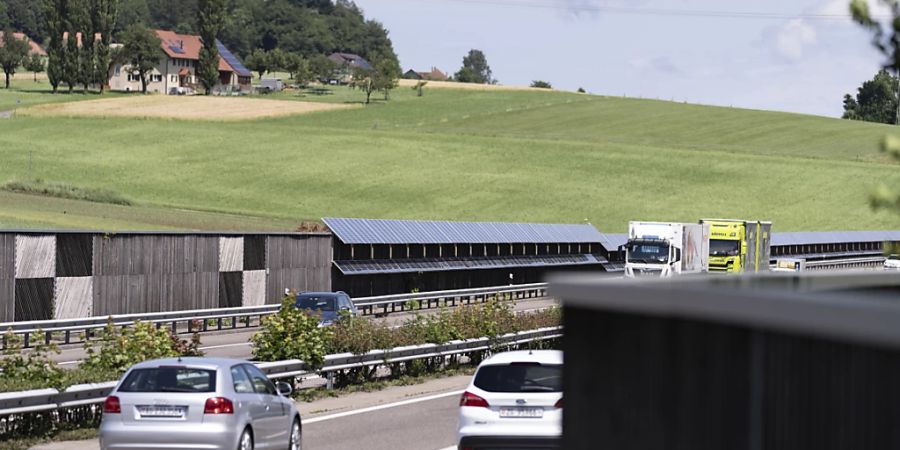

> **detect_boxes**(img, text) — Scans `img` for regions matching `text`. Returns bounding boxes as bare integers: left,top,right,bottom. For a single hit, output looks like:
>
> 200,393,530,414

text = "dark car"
294,291,358,326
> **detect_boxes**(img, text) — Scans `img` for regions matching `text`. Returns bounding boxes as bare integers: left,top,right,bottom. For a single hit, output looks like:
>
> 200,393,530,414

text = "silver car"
99,357,302,450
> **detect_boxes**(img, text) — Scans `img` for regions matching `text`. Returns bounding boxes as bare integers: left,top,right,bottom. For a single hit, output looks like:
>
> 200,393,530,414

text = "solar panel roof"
772,231,900,246
216,40,252,77
323,218,606,245
333,254,607,275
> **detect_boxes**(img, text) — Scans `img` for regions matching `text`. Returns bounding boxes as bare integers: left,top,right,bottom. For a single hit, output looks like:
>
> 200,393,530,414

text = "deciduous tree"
852,0,900,232
530,80,552,89
454,49,493,84
244,48,268,79
842,70,898,124
120,24,161,93
24,52,45,82
0,29,29,88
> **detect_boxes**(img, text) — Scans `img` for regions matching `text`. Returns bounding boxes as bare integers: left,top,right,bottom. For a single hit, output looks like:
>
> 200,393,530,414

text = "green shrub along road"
0,79,897,232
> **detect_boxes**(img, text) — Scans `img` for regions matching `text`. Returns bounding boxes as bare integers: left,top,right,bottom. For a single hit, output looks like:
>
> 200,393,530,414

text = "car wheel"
289,418,302,450
238,428,253,450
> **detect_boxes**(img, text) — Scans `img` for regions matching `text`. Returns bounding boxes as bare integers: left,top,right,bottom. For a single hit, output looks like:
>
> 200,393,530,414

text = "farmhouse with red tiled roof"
109,30,252,94
0,32,46,57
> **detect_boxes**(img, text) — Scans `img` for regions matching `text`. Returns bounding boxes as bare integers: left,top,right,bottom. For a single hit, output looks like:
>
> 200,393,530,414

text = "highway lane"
31,374,470,450
52,297,559,365
302,391,460,450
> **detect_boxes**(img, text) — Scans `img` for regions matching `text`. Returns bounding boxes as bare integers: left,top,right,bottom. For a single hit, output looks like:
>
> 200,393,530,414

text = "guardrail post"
217,318,223,330
23,332,30,349
44,331,51,346
64,330,71,345
187,320,193,333
326,371,334,390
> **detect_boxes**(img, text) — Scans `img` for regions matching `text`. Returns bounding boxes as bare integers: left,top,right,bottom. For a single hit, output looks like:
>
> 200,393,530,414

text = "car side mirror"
276,381,293,397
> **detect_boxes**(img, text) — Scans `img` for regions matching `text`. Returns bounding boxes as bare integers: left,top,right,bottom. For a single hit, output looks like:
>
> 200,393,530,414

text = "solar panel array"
772,230,900,246
168,44,185,54
333,254,605,275
323,218,606,245
216,40,252,77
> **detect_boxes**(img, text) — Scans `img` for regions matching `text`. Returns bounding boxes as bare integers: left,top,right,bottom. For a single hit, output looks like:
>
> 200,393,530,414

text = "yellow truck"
699,219,772,273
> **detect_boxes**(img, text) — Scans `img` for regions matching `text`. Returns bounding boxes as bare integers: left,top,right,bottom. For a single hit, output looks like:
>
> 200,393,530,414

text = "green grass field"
0,78,898,233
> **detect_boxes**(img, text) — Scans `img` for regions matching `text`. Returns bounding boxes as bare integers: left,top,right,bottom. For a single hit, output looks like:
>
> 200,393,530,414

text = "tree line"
0,0,398,70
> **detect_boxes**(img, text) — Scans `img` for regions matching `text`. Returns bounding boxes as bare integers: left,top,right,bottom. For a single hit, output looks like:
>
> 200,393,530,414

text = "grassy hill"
0,80,898,233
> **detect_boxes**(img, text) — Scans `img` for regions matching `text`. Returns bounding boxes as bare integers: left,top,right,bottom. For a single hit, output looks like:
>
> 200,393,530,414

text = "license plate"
499,407,543,418
137,405,185,418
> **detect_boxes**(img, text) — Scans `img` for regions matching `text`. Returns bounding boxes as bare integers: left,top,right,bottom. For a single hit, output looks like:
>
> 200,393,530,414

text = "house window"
114,65,120,76
171,75,177,83
127,74,137,82
151,74,162,83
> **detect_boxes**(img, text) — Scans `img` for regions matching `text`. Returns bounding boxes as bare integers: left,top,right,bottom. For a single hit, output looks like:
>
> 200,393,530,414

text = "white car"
457,350,562,450
886,254,900,270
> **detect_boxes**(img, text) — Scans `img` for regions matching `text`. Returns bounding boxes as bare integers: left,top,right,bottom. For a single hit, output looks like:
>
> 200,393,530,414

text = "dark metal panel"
563,309,752,450
332,254,607,275
244,235,266,270
56,233,93,277
0,234,14,322
219,272,243,308
15,278,54,321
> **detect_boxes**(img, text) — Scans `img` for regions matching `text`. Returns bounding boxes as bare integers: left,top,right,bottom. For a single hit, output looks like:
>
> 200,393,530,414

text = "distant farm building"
327,52,371,83
109,30,252,94
403,67,448,81
0,32,46,57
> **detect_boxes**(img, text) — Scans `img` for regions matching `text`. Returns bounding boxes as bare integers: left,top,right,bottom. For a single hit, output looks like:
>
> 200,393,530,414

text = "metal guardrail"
0,326,561,417
803,256,885,271
0,283,549,348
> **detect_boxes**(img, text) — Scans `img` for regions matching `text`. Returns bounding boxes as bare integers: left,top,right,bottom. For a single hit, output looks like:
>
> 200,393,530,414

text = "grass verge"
2,178,132,206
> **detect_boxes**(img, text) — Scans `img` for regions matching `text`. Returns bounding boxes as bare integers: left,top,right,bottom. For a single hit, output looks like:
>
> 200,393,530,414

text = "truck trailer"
624,221,710,278
700,219,772,273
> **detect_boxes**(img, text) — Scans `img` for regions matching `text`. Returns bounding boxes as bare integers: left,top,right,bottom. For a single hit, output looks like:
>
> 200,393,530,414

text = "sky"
351,0,890,118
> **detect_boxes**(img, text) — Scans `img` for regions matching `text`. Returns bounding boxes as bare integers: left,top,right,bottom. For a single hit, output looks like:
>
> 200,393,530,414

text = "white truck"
624,221,710,278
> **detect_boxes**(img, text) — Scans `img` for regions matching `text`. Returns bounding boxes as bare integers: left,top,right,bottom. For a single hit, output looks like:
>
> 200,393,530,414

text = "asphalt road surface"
52,297,558,365
31,374,470,450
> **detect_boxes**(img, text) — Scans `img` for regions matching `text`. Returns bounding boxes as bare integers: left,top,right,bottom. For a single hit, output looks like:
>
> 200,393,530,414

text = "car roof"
129,357,249,371
297,292,341,297
479,350,562,366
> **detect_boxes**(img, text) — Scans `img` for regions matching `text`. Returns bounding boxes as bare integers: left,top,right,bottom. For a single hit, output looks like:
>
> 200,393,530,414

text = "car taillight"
103,396,121,414
204,397,234,414
554,398,563,409
459,391,489,408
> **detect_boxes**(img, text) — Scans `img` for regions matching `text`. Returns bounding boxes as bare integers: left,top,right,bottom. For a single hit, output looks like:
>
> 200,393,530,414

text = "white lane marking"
437,447,456,450
302,389,464,425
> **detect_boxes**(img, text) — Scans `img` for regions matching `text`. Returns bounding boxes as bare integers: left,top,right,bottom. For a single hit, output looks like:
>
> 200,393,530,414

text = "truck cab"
624,222,708,278
625,238,680,277
701,219,771,273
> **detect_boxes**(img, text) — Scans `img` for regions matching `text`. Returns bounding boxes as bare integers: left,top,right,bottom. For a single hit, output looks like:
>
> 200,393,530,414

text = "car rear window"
296,295,335,311
119,367,216,393
473,363,562,393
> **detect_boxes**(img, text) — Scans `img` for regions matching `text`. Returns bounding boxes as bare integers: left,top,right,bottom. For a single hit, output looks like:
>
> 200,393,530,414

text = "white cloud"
628,56,682,75
774,19,817,62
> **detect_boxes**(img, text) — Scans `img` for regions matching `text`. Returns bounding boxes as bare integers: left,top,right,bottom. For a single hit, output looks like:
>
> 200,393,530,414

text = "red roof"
154,30,231,72
0,32,47,56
